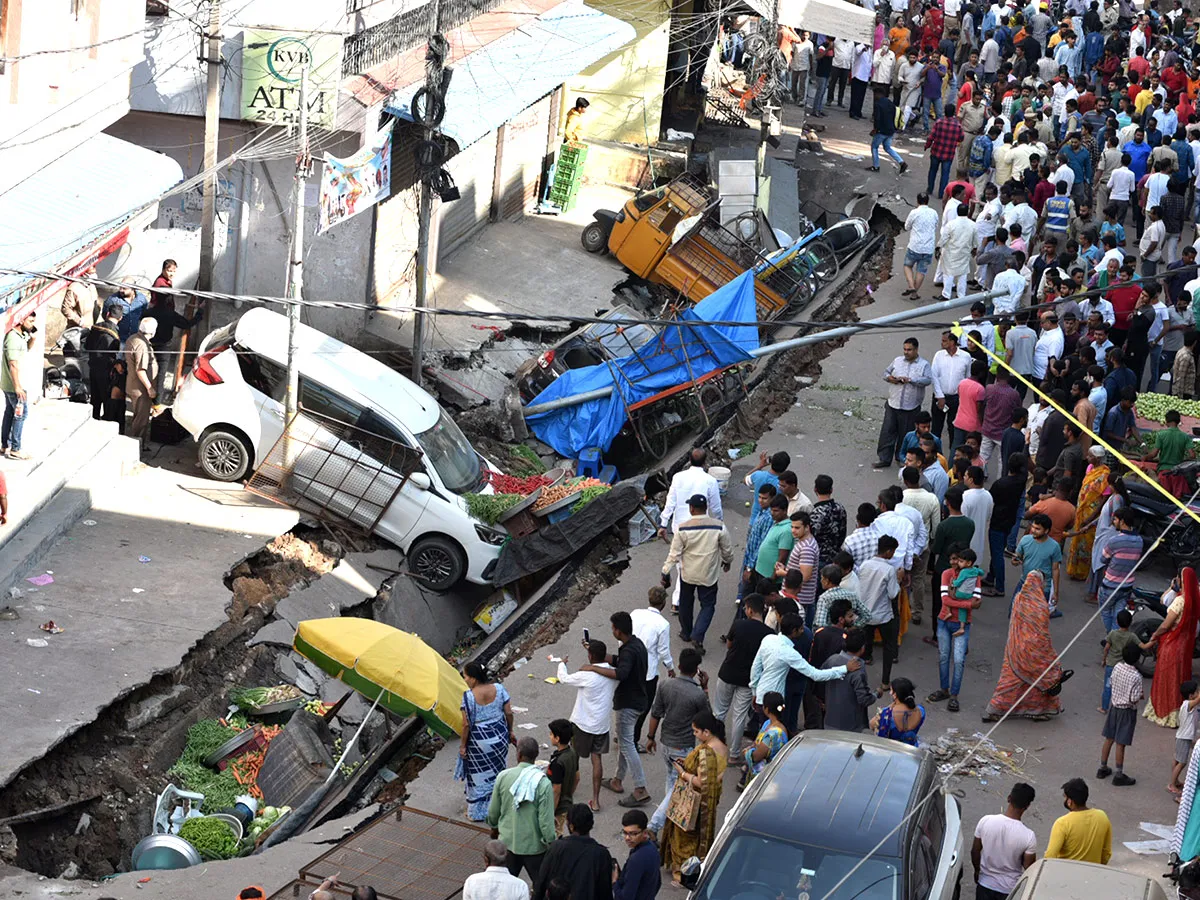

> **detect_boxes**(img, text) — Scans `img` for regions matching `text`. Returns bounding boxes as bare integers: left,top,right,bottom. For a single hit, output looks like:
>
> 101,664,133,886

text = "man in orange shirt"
1026,477,1077,543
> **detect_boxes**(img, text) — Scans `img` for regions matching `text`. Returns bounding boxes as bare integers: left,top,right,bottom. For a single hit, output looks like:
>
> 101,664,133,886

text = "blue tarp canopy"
526,272,760,458
385,1,636,150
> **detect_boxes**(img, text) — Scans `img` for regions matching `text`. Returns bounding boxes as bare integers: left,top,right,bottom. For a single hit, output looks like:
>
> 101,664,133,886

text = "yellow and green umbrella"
293,618,466,739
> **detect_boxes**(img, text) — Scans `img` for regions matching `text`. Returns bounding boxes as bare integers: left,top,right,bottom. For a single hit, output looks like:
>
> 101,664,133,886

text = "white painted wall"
0,0,146,193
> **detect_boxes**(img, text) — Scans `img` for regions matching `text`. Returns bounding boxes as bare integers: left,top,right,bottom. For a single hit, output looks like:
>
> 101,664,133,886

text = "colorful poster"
241,29,343,130
317,123,394,233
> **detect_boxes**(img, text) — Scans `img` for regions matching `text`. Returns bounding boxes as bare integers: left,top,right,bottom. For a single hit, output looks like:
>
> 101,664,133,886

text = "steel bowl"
131,833,202,870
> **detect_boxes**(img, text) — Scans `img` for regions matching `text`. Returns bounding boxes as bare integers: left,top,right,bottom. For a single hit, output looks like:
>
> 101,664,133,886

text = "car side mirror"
680,856,702,890
409,472,431,490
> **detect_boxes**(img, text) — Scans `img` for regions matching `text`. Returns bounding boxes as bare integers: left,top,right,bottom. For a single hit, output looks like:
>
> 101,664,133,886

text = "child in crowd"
947,548,985,637
1100,609,1139,713
1026,467,1050,507
1171,680,1200,796
1098,643,1144,787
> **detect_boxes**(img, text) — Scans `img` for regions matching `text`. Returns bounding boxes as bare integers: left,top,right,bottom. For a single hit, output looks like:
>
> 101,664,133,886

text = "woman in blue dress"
455,662,513,821
871,677,926,747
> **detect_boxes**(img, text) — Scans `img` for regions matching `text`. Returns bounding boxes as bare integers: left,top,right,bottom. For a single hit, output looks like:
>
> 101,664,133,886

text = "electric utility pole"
756,0,781,192
198,0,222,293
412,37,446,388
284,67,311,436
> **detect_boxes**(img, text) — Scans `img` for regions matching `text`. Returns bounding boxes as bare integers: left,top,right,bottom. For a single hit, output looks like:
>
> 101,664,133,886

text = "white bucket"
710,466,732,494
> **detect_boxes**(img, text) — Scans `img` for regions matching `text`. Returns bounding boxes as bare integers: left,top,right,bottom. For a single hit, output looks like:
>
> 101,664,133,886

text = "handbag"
666,748,707,831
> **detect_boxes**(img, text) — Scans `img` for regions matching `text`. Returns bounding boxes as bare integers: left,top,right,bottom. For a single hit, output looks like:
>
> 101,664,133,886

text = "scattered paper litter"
547,655,562,663
82,520,97,526
544,677,559,684
26,573,54,586
27,688,41,694
139,556,152,564
131,588,145,594
511,706,530,713
843,410,854,417
25,638,48,648
516,723,539,730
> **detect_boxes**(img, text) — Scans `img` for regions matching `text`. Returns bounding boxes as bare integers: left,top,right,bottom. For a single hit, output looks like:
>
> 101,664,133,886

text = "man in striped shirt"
1098,507,1143,634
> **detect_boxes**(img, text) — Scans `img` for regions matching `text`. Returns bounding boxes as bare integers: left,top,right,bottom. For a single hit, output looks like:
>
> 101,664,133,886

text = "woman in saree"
1144,568,1200,727
983,570,1070,721
455,661,513,821
659,711,728,887
1065,458,1118,592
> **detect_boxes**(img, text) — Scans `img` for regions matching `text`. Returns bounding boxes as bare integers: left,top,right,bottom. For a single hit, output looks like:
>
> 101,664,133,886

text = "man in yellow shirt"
1045,778,1112,864
1134,81,1155,118
563,97,590,143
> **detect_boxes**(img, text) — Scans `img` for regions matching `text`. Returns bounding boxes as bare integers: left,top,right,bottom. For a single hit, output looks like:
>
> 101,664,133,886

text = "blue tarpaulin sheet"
526,271,760,458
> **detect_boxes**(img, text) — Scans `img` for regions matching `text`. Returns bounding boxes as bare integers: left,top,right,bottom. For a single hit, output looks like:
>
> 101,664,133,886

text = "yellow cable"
953,321,1200,525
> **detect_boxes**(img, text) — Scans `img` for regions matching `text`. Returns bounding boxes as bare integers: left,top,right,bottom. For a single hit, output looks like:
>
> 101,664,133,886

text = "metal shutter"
497,94,553,221
436,130,498,262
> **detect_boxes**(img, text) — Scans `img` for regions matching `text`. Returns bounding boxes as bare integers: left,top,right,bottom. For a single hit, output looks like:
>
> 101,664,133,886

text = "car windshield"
693,835,900,900
415,409,483,494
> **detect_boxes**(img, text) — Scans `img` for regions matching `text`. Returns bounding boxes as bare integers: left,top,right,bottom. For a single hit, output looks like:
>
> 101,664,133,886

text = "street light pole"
284,66,310,437
198,0,222,294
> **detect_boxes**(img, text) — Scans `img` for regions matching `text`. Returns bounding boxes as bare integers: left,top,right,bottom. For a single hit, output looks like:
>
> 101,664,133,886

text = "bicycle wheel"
803,239,840,284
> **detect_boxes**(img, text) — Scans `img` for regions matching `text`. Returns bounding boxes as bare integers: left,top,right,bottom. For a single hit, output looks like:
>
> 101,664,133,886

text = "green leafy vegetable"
465,492,523,526
179,816,240,860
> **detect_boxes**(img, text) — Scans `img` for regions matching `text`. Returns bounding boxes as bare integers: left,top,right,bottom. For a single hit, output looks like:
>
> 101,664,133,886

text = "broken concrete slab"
321,678,352,704
274,555,382,629
371,573,478,655
274,653,300,685
249,619,297,648
431,363,512,410
124,684,190,732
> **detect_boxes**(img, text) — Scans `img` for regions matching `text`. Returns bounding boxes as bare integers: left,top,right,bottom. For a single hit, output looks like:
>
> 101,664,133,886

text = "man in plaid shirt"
842,502,882,569
1098,642,1144,787
813,565,872,627
925,109,963,198
739,483,778,600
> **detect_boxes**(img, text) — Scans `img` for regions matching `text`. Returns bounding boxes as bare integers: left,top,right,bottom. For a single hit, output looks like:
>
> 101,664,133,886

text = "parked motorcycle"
1128,583,1200,678
1125,462,1200,566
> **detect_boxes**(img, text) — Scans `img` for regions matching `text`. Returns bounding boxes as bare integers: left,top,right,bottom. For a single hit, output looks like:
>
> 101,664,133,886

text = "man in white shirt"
1078,294,1116,326
874,487,915,576
871,46,896,89
462,840,531,900
1001,193,1038,241
631,587,675,749
557,643,618,812
1106,154,1136,223
659,447,722,609
1147,289,1171,391
991,257,1027,315
960,465,993,563
1140,205,1167,277
903,193,940,298
931,330,972,446
972,783,1038,900
1032,312,1065,381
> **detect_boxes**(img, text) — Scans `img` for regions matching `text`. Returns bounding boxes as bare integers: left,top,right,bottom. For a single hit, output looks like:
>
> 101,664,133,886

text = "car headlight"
475,524,507,546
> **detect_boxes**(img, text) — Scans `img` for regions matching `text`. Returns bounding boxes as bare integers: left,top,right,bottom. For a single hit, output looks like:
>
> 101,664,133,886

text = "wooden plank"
0,793,100,828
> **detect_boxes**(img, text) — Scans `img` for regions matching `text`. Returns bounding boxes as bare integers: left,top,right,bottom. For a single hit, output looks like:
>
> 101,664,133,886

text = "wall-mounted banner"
317,123,393,233
241,29,343,129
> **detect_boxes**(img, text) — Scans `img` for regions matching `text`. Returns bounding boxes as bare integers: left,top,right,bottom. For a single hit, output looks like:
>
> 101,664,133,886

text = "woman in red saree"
983,571,1065,721
1144,568,1200,727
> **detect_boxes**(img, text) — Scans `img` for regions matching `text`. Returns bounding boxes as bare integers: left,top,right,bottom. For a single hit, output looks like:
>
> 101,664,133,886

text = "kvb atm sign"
241,30,343,129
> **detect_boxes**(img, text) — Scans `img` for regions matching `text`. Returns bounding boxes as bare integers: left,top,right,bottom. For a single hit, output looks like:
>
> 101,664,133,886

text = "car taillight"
537,350,555,369
192,348,225,385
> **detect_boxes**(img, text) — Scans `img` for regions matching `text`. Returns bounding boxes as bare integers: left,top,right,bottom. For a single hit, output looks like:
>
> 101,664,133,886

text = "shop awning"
0,133,184,304
385,0,636,150
744,0,875,44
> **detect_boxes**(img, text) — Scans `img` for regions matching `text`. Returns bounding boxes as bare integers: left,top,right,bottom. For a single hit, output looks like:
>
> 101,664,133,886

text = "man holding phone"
2,311,36,460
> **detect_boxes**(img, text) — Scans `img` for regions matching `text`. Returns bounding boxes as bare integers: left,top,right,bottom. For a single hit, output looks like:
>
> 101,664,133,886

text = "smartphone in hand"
583,627,591,647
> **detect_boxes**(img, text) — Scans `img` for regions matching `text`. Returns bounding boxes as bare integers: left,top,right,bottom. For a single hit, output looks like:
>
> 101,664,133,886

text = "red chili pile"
487,471,551,495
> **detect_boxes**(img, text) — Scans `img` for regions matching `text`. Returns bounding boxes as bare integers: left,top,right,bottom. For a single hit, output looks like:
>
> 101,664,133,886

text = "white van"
171,307,504,590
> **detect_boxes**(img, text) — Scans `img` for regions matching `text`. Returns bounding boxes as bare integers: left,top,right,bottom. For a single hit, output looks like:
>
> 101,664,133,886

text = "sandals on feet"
947,697,960,712
926,689,951,702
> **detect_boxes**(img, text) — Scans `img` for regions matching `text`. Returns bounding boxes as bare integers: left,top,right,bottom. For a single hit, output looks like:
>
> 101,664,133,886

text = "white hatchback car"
171,308,505,590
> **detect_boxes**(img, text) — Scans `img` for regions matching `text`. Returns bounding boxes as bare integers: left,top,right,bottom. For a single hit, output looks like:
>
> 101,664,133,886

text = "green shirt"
932,515,976,574
1105,628,1139,664
1153,426,1192,469
755,520,795,578
487,762,556,855
1,330,27,393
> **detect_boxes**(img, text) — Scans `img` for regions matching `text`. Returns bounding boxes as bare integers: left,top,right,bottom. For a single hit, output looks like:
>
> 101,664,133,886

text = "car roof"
232,307,439,432
735,731,927,858
1018,859,1168,900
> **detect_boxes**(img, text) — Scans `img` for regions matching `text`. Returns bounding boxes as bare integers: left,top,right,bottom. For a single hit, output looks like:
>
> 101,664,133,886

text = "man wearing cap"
125,317,159,447
662,493,733,654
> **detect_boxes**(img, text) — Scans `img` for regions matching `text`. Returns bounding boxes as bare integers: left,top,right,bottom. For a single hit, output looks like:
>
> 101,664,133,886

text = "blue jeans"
679,580,717,645
921,95,944,131
2,391,26,452
1097,583,1128,634
648,744,689,832
811,76,829,113
928,156,952,197
1148,344,1164,391
937,619,970,696
872,134,903,168
988,528,1008,594
614,706,647,789
1101,663,1115,712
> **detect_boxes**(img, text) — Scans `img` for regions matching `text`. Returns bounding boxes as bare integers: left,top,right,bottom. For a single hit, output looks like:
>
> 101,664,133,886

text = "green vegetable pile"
510,444,547,475
167,719,243,809
572,484,611,512
247,805,291,841
1136,394,1200,425
229,685,303,710
465,492,523,526
179,816,240,860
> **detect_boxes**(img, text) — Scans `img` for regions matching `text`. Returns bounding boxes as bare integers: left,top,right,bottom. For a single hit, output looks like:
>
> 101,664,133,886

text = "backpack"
968,137,990,177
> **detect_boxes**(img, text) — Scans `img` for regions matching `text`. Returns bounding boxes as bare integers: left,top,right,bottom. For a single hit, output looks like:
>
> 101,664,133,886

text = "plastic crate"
576,447,602,478
559,143,588,164
551,175,581,197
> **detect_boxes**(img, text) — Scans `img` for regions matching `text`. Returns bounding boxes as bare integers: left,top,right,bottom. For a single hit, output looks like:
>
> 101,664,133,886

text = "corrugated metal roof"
0,133,184,301
385,0,635,150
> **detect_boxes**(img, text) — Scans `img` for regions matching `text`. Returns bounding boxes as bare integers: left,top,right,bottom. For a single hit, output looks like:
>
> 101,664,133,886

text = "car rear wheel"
198,428,252,482
581,222,608,253
407,536,466,592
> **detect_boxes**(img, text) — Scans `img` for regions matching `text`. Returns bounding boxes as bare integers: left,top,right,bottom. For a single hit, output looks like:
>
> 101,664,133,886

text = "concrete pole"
413,32,446,387
284,67,310,433
521,288,1007,417
198,0,222,295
